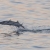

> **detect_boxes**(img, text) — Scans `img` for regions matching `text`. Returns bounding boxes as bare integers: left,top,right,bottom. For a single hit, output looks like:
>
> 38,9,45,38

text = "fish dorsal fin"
16,21,20,24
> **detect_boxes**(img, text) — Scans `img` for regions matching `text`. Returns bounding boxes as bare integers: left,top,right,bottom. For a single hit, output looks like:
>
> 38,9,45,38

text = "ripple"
32,46,46,48
10,0,24,5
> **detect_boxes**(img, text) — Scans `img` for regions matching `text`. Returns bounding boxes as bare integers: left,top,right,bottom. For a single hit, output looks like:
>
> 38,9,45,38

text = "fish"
0,20,25,28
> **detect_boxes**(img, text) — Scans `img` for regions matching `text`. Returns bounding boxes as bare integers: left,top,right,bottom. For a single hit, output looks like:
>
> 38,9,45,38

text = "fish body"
0,20,25,28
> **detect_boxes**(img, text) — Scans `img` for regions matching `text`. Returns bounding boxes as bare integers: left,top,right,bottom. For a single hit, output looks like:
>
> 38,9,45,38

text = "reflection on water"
0,31,50,50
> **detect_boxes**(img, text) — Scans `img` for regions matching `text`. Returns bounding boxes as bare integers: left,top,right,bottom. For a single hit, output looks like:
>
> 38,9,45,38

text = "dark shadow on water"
22,39,32,41
19,29,50,33
3,14,13,16
42,7,50,10
1,33,12,37
10,0,23,4
32,46,46,48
